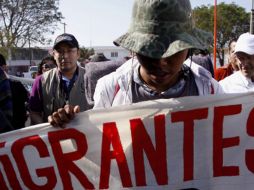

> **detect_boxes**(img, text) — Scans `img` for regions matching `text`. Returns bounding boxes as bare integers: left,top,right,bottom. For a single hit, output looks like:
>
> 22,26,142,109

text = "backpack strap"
210,83,214,94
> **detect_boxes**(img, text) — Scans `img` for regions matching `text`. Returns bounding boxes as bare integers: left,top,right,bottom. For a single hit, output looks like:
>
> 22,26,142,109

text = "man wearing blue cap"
29,33,92,125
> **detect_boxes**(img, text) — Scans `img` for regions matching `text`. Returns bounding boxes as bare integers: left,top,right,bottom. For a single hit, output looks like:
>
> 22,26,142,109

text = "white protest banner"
1,93,254,189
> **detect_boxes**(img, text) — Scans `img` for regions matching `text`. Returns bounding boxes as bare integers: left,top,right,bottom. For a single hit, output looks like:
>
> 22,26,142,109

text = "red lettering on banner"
2,102,254,189
48,128,94,189
130,115,168,186
246,107,254,173
11,135,56,190
213,105,241,177
0,171,8,190
100,122,132,189
246,107,254,136
0,142,22,189
171,108,208,181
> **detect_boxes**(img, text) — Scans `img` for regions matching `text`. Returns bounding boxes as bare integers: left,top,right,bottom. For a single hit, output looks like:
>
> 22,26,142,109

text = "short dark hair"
38,56,56,75
0,53,6,66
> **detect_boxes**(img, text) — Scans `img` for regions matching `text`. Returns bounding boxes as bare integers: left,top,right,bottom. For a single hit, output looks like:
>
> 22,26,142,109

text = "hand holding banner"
1,93,254,189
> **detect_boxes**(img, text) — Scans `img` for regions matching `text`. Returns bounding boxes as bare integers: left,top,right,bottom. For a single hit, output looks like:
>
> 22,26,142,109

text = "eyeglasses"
54,49,77,56
42,64,56,69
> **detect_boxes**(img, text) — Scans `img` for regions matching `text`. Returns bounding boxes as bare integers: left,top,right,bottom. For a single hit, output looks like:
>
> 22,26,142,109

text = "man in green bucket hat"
92,0,223,108
48,0,223,126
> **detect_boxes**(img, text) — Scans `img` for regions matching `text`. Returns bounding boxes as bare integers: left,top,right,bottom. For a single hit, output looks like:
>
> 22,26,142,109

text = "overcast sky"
48,0,252,47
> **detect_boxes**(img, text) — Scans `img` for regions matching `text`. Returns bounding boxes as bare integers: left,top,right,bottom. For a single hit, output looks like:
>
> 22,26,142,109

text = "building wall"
92,46,130,61
6,46,131,75
6,47,50,75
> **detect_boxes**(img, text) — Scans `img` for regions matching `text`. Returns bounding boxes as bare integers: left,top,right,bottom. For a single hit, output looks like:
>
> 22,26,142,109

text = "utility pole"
213,0,217,70
250,0,254,34
61,22,67,33
27,27,32,66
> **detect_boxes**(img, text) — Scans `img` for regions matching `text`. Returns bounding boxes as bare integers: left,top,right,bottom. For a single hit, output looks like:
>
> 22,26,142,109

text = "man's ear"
77,49,81,59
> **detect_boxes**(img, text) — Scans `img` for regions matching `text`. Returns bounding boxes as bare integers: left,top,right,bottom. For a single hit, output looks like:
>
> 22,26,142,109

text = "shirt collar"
133,64,186,95
238,71,254,88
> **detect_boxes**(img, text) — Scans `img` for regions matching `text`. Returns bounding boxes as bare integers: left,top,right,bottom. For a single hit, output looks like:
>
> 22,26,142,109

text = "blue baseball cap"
53,33,79,49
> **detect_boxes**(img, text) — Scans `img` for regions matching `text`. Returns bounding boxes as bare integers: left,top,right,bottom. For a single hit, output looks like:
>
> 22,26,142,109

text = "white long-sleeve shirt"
220,71,254,93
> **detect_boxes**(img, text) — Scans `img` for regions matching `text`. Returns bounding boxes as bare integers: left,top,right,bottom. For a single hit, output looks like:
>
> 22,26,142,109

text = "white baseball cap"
235,33,254,55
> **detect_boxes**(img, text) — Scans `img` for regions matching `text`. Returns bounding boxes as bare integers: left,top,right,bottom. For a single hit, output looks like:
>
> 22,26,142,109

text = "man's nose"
63,51,69,57
239,59,248,67
157,60,169,68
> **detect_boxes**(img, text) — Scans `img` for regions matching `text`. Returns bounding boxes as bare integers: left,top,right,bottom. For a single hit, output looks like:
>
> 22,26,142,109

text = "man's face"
137,49,188,92
235,52,254,80
53,43,80,74
228,41,240,71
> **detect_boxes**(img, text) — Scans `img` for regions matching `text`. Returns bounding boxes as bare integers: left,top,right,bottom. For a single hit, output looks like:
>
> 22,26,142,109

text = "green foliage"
0,0,63,49
79,47,94,62
193,3,249,66
0,47,8,58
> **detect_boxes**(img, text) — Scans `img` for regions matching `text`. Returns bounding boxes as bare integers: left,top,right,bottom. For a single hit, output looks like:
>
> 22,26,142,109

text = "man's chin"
60,67,71,72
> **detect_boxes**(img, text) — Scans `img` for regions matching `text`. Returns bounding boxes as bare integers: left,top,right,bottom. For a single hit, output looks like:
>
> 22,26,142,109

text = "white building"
92,46,130,61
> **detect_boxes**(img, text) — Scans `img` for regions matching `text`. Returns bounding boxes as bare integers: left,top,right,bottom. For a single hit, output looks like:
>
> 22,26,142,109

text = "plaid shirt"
0,68,13,133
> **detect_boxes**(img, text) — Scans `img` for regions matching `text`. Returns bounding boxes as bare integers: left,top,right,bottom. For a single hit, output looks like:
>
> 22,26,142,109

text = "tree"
193,3,249,66
0,0,62,49
79,47,94,62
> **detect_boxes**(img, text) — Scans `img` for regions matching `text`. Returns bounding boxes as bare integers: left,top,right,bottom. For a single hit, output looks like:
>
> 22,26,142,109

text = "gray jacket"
93,58,224,108
41,66,91,121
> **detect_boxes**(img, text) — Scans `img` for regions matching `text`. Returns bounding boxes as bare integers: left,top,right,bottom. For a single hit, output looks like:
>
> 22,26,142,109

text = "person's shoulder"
115,57,139,74
41,68,58,81
9,80,27,92
219,71,239,84
96,68,116,84
191,55,207,63
34,74,43,82
78,65,86,72
85,60,123,75
219,72,242,93
31,74,43,89
9,79,23,86
96,57,139,88
184,59,212,79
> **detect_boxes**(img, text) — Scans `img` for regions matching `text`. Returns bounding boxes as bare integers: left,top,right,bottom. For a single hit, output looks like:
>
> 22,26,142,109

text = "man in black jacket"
0,53,29,129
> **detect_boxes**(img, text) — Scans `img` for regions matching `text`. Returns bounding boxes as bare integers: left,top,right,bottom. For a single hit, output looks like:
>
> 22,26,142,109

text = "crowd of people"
1,0,254,131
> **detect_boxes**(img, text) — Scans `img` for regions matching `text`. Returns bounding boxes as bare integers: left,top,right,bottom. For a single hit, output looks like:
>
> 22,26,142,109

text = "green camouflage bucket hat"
114,0,213,59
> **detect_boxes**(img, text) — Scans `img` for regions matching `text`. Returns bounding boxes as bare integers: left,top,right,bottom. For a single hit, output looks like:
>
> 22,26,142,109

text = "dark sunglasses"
42,64,56,69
